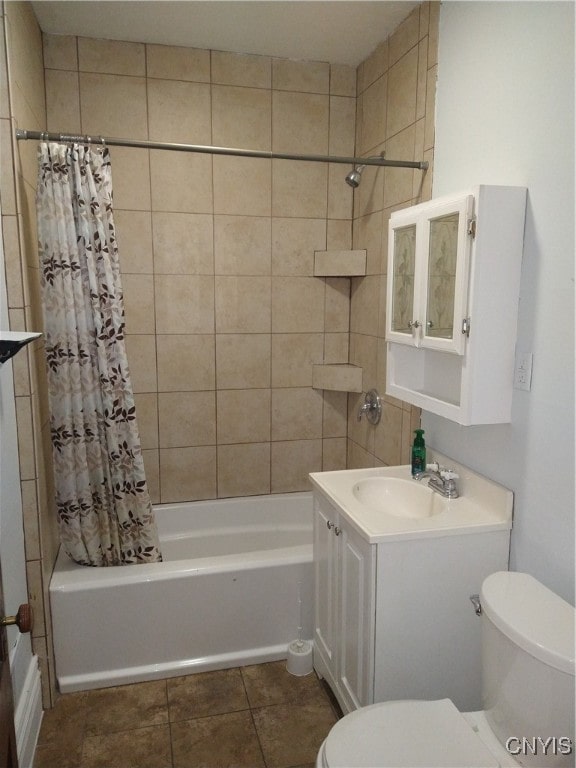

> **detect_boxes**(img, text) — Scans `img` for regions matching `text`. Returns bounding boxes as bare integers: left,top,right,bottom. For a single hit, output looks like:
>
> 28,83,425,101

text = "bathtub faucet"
413,463,460,499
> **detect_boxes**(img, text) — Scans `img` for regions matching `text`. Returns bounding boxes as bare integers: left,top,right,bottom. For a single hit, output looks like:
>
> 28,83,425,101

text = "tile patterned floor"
33,661,341,768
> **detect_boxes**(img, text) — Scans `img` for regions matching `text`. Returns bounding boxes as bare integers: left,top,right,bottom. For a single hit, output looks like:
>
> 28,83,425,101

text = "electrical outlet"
514,351,533,391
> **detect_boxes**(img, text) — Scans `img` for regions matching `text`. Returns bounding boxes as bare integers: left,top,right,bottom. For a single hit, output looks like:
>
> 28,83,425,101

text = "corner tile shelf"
312,364,363,393
314,250,367,277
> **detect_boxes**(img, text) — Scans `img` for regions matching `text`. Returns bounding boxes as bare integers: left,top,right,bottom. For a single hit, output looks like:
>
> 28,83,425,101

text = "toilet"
317,571,575,768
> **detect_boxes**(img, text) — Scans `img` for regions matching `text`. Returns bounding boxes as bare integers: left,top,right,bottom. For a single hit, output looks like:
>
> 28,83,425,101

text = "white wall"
426,1,574,603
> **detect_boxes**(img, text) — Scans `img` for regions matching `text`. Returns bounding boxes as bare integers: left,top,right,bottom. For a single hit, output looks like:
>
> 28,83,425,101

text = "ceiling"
31,1,420,67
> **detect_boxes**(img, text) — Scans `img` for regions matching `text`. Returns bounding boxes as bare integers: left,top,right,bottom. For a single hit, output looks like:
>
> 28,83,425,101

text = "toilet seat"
319,699,503,768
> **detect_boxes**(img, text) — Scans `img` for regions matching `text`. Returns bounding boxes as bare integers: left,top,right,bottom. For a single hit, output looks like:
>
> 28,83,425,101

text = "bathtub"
49,492,313,692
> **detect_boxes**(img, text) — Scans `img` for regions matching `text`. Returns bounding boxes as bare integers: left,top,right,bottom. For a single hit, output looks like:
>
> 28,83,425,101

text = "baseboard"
14,654,43,768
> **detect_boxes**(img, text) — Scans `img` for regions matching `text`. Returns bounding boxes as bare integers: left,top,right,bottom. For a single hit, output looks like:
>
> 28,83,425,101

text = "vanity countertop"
309,452,513,544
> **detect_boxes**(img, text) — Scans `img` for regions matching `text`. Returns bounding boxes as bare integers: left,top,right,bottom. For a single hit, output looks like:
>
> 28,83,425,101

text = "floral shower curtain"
36,141,162,567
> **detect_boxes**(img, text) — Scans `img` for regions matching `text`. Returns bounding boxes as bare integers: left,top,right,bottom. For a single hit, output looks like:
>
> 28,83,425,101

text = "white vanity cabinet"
386,185,527,424
311,460,513,715
313,492,376,713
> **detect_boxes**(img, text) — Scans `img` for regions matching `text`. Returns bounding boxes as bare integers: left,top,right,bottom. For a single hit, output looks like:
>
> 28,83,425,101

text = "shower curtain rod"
15,128,428,170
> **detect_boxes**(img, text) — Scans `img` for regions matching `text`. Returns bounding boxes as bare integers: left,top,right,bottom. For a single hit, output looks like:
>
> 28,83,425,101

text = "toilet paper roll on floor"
286,639,314,676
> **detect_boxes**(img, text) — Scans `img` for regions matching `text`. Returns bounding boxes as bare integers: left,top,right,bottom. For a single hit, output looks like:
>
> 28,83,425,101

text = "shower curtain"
36,141,162,566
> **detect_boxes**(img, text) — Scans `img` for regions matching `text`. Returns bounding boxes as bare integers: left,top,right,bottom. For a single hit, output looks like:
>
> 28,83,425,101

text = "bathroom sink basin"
352,477,444,519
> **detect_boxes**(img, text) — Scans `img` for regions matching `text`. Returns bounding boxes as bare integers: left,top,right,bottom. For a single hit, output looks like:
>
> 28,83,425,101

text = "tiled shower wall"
347,2,438,467
43,34,359,502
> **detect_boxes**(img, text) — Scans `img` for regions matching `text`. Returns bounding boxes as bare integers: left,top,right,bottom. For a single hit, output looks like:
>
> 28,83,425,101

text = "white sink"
352,477,445,519
309,454,514,543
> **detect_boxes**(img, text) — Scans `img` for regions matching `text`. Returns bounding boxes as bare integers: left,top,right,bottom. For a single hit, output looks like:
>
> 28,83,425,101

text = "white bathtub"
49,492,313,693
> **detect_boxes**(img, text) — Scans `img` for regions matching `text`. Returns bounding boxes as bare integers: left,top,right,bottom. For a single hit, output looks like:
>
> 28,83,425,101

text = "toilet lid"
323,699,500,768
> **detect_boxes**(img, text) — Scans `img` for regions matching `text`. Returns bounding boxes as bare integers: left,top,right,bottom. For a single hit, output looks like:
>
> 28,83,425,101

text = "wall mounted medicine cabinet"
386,185,527,425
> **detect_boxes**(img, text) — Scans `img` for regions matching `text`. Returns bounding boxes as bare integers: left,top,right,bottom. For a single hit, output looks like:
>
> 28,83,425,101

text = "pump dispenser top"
411,429,426,476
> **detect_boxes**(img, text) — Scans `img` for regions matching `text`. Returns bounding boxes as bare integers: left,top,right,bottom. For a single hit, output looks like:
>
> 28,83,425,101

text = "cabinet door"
420,194,474,354
386,194,474,354
387,213,420,346
337,523,376,711
313,498,338,671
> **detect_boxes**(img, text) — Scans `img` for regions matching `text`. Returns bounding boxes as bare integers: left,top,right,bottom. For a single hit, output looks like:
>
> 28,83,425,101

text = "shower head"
345,164,366,188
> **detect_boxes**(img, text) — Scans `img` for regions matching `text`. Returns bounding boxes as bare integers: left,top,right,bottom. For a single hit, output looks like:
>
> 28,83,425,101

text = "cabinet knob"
327,520,335,530
408,320,421,329
334,527,342,536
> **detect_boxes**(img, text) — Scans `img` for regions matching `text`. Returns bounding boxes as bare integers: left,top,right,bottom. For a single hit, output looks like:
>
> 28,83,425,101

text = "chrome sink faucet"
414,462,460,499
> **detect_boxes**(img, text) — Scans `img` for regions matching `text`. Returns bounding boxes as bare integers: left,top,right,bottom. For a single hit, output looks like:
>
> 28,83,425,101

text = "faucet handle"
440,469,459,481
426,462,440,473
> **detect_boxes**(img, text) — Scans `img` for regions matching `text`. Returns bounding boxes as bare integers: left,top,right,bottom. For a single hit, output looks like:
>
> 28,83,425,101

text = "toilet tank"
480,571,575,767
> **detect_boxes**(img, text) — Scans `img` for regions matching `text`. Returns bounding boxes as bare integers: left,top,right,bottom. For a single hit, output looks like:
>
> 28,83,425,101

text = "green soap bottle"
411,429,426,476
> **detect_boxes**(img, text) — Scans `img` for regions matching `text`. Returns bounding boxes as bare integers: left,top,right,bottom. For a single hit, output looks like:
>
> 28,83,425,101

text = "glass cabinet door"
390,224,417,340
420,195,473,354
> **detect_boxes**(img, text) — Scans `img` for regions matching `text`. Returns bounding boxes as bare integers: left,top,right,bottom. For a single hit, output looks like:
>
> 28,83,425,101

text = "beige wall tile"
3,214,23,307
157,334,215,392
0,119,16,214
349,332,378,395
358,75,387,155
148,79,211,144
122,273,155,334
214,215,271,275
329,96,356,156
323,332,349,363
0,20,9,120
211,50,271,88
326,220,352,251
15,395,35,480
153,212,213,274
133,393,159,450
424,66,437,151
322,437,347,471
160,446,216,502
217,389,271,444
159,391,216,447
21,479,40,560
155,274,214,334
322,390,348,438
216,334,270,389
272,160,328,219
215,276,271,333
213,156,271,216
330,64,356,97
272,91,329,155
353,210,384,275
109,147,151,211
387,47,418,139
347,438,377,469
354,159,385,220
142,449,160,504
383,125,416,209
212,85,271,151
272,277,325,333
359,40,388,94
45,69,80,133
217,443,271,498
328,163,354,220
26,558,45,637
150,150,213,213
80,73,148,139
272,58,329,94
124,335,157,393
271,334,323,387
428,2,440,68
374,401,404,465
324,278,350,333
350,275,381,336
146,44,210,82
271,439,322,493
115,210,153,274
389,7,420,66
78,37,145,76
271,218,326,276
43,33,78,71
416,38,429,121
271,387,323,440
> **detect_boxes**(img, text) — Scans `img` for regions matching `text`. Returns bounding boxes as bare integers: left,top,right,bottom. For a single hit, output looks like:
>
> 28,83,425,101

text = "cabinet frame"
385,185,527,425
